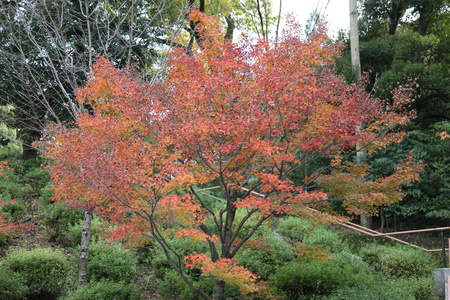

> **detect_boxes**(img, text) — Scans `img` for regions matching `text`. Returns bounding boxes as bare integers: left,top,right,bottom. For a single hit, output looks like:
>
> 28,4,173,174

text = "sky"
272,0,350,37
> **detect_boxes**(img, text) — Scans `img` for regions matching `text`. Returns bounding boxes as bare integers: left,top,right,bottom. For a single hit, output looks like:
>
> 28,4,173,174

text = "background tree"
0,0,189,160
333,0,449,227
0,0,280,161
40,13,421,299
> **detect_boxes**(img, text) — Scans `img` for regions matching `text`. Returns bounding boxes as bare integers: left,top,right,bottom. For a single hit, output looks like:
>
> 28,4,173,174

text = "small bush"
1,199,26,221
277,217,314,241
400,276,438,300
303,226,349,253
359,244,384,267
292,243,333,263
3,247,68,299
64,280,142,300
380,246,433,278
152,250,173,279
237,231,295,279
359,244,434,278
43,203,84,242
0,157,50,200
171,235,210,256
0,177,29,201
87,241,137,283
12,157,50,194
270,259,357,299
39,183,54,202
157,270,200,300
332,251,369,274
0,268,29,300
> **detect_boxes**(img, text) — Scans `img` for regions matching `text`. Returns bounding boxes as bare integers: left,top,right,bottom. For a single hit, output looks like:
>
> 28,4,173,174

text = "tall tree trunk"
224,15,235,41
212,279,226,300
360,213,373,229
388,3,404,35
414,6,431,62
78,210,93,286
350,0,372,229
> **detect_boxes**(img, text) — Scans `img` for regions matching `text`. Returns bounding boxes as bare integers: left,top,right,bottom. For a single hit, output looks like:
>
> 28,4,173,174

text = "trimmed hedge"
3,247,68,299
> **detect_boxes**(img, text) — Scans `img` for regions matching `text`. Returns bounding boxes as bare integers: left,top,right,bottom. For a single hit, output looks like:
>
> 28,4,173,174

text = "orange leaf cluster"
0,161,10,177
317,152,423,215
437,131,450,140
176,228,220,243
185,252,259,294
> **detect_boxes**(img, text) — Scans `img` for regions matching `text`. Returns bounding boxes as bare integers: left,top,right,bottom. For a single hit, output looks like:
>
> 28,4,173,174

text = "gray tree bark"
78,210,93,286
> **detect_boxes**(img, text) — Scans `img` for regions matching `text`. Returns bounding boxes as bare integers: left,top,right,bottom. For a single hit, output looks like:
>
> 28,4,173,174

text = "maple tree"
39,12,422,300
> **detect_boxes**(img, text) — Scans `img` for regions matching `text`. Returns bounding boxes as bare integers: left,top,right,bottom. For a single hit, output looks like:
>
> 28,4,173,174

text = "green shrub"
43,203,84,242
0,268,29,300
326,277,414,300
171,235,210,256
136,244,154,265
39,183,54,202
303,226,349,253
359,244,384,267
0,176,29,201
87,241,137,283
237,231,295,279
157,270,200,300
270,259,357,299
277,217,314,241
380,246,434,278
360,244,434,278
3,247,68,299
1,199,26,221
400,276,438,300
0,157,50,201
152,249,173,279
332,251,370,274
11,157,50,194
64,280,142,300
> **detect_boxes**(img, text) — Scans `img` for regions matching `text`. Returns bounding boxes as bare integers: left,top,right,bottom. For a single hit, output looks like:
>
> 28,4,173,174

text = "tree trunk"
388,3,404,35
21,130,41,161
78,210,93,286
21,143,39,161
212,279,226,300
360,213,373,229
350,0,372,229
